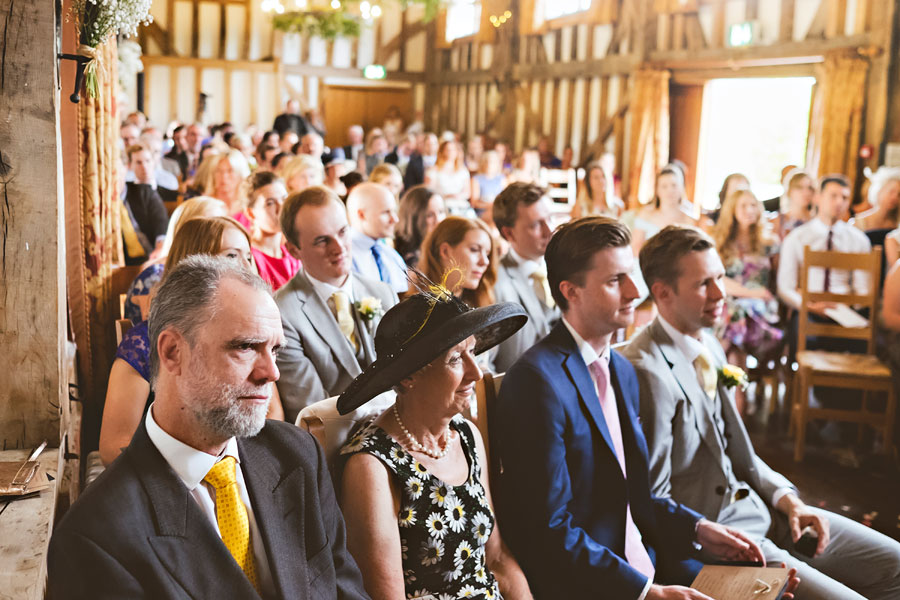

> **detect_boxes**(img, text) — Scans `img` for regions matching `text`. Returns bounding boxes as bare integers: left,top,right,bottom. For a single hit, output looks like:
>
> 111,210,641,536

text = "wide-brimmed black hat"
336,289,527,415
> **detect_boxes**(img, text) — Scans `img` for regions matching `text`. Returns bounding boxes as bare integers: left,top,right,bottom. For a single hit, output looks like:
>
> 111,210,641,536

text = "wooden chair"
469,372,504,491
792,246,896,461
538,168,577,226
115,318,134,346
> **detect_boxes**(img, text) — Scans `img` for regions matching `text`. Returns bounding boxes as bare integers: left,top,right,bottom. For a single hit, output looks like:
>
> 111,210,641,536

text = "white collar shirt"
145,406,275,597
507,245,545,280
307,270,355,309
349,228,410,294
776,217,871,310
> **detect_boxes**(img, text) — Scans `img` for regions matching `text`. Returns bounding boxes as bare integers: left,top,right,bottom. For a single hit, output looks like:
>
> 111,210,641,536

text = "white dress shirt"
777,217,871,310
656,315,793,509
306,270,356,308
506,245,544,279
561,318,654,600
349,228,409,294
145,406,275,596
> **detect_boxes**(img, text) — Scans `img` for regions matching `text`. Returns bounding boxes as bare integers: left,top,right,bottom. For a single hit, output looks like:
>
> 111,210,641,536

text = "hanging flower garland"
69,0,153,98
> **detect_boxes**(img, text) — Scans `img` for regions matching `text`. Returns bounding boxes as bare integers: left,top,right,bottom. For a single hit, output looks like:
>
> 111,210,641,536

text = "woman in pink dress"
239,170,300,290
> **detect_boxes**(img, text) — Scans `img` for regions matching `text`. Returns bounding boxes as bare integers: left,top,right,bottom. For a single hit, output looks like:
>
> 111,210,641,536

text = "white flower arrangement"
117,39,143,93
70,0,153,98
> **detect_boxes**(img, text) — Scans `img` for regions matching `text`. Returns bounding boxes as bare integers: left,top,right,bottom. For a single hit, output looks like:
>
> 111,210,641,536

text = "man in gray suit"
624,225,900,600
492,182,560,372
276,187,398,421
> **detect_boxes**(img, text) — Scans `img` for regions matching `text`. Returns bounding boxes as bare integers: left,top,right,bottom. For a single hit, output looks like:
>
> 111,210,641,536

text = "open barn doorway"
320,82,413,150
670,77,816,212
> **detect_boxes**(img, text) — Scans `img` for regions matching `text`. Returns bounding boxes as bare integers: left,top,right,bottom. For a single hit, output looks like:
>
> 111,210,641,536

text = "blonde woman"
712,189,781,413
425,141,471,215
855,167,900,232
279,153,325,193
369,163,404,200
192,149,251,213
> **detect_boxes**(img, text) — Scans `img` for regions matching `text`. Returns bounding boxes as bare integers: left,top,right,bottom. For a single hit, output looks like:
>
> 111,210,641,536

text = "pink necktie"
590,358,656,580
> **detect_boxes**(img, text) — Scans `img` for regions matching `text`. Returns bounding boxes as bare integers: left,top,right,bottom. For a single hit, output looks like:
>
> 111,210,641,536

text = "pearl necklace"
392,404,453,459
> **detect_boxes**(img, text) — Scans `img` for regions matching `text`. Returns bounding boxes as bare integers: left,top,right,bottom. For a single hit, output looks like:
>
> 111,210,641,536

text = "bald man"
347,182,409,294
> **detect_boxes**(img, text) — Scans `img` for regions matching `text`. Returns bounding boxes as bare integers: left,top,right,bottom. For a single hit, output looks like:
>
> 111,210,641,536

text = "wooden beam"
192,0,200,58
0,0,65,448
864,0,897,162
825,0,848,39
168,0,177,55
375,21,429,65
244,0,253,60
649,33,872,68
145,22,171,54
780,0,795,42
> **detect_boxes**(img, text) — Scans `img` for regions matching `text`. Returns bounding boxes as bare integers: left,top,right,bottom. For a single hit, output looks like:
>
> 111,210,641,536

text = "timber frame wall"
424,0,900,199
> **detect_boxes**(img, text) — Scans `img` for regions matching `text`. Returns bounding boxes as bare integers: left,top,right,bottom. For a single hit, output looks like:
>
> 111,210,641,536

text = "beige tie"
694,348,718,401
330,291,359,352
531,266,555,309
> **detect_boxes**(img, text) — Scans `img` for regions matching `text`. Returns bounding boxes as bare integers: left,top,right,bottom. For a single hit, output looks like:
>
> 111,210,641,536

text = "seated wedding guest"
363,131,389,175
123,144,170,256
536,135,561,168
240,171,300,290
878,263,900,437
273,98,314,137
324,156,349,197
426,141,472,215
165,124,190,180
395,185,446,267
279,131,299,155
381,105,404,147
624,225,900,600
275,187,398,421
342,124,365,164
54,256,365,598
571,159,624,219
711,189,782,414
404,132,438,190
854,166,900,232
280,153,324,194
707,172,750,225
509,148,540,184
99,216,285,466
496,217,777,600
492,182,560,373
560,146,574,170
777,174,871,318
384,133,417,177
419,216,496,310
123,196,227,323
338,287,533,600
471,150,507,222
465,133,485,172
773,169,815,239
369,163,404,200
193,150,251,213
298,131,326,163
255,141,279,172
624,165,697,254
347,182,408,295
131,131,180,203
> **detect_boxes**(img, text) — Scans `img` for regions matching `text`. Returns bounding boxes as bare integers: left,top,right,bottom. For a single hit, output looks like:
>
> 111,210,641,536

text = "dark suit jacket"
48,420,368,599
273,113,312,137
496,323,703,599
125,182,169,244
402,152,426,190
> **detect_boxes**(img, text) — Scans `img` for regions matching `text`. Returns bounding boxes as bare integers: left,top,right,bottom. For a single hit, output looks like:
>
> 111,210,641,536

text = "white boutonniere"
356,297,384,331
718,364,749,390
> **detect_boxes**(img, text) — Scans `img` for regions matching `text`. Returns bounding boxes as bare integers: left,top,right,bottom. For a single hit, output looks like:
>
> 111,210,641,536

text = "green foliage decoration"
272,10,361,40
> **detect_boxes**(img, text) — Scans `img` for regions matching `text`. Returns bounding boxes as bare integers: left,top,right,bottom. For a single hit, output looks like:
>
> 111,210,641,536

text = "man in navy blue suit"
496,216,767,600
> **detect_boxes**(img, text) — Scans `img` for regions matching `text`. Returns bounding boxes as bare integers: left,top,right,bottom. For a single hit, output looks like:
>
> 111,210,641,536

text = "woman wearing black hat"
337,280,533,600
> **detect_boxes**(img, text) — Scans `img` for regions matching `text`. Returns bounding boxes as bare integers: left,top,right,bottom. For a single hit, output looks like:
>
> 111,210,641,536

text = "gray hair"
149,255,270,385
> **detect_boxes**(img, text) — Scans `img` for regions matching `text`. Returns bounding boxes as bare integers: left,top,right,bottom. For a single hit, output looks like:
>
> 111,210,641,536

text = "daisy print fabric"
341,415,501,599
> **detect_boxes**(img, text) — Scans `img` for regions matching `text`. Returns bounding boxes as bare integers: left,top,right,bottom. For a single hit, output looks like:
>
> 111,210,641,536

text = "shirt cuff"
772,487,796,508
637,576,654,600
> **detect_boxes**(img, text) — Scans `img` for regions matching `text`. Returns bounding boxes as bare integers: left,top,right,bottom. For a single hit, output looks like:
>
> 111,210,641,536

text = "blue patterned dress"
341,416,501,600
115,320,151,384
123,264,164,324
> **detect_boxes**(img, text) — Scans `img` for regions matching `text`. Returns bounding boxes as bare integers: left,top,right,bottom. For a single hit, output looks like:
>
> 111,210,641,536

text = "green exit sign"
363,64,386,80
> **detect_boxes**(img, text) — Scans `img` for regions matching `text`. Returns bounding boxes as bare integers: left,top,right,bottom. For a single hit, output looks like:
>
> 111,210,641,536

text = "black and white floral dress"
340,415,502,600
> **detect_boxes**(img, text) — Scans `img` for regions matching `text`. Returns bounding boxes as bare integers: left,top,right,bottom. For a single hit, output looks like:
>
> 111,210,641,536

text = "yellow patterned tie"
203,457,260,592
330,291,359,352
531,266,556,309
694,348,718,401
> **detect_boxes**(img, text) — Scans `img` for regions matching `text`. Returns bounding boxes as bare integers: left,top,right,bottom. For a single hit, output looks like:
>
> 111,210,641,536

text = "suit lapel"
351,276,377,364
239,436,309,600
649,320,726,460
502,257,548,333
129,424,261,599
551,326,620,474
295,271,361,377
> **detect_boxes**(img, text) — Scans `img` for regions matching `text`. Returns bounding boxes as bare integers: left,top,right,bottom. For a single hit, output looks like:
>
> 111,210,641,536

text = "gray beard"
189,379,271,440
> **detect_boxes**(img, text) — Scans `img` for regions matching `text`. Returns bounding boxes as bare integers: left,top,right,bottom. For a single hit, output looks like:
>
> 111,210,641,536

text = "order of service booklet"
691,565,791,600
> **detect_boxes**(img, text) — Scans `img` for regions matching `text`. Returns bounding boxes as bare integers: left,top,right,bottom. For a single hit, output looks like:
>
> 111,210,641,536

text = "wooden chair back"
797,246,881,354
470,372,504,491
115,319,134,346
539,168,577,225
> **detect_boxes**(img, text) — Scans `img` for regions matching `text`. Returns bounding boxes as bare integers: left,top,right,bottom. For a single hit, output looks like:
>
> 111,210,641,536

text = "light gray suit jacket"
492,253,560,373
622,318,794,524
275,269,397,422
